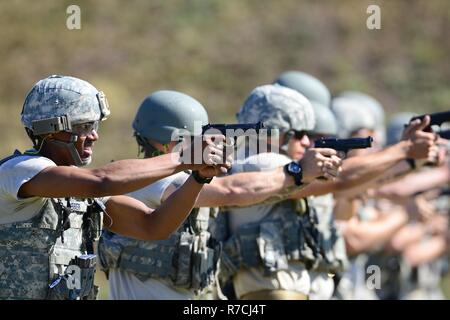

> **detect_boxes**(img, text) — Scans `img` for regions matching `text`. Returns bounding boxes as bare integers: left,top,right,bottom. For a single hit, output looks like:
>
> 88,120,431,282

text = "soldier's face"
286,132,311,161
74,127,99,164
44,128,98,166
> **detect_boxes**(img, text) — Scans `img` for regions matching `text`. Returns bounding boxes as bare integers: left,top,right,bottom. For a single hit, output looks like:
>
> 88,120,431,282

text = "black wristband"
284,161,303,186
191,170,213,184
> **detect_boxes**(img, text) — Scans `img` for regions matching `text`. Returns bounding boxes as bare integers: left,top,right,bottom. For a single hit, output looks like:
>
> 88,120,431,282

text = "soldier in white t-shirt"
98,90,343,300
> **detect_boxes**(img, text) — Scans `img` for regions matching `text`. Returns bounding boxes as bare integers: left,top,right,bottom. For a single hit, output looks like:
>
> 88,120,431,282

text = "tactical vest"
308,194,348,274
220,198,325,282
98,207,221,293
0,151,103,300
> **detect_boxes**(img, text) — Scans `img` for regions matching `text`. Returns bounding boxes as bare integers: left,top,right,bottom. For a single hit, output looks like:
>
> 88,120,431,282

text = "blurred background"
0,0,449,299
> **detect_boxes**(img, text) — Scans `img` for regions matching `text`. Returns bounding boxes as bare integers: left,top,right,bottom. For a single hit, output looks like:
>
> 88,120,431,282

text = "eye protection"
70,121,99,136
285,130,308,140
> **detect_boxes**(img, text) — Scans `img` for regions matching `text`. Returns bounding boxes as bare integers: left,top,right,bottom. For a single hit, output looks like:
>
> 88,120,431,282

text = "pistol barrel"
314,136,373,152
202,121,266,134
410,110,450,128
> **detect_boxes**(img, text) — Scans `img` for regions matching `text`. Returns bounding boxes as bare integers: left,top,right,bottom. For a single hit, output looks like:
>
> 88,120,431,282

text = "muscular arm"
340,209,408,256
331,161,412,200
291,141,411,198
197,167,300,207
160,147,343,208
402,235,448,267
389,223,427,252
161,167,300,207
374,166,450,200
104,175,203,240
19,153,193,198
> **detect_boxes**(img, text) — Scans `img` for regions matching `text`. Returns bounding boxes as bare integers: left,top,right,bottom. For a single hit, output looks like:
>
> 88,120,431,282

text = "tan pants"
241,289,309,300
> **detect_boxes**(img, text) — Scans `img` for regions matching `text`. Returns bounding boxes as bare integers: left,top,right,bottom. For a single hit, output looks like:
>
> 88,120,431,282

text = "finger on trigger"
315,148,337,156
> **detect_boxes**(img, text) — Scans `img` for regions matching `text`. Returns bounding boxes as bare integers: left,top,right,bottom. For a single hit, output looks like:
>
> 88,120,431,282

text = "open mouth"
81,145,93,159
82,149,92,158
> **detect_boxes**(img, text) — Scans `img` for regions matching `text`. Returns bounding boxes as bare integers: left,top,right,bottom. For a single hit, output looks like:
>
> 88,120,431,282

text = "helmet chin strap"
144,143,167,158
135,134,167,158
47,136,84,167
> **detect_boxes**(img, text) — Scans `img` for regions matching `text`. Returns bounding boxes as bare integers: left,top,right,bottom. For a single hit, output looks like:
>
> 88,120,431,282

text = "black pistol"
202,121,268,146
410,110,450,132
202,121,267,135
314,136,373,154
437,129,450,140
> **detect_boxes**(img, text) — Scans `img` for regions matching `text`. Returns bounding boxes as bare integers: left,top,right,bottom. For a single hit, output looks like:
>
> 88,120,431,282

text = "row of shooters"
0,71,447,300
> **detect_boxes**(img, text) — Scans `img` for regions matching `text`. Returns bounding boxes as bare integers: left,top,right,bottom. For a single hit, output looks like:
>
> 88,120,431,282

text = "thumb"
406,118,422,133
416,115,431,132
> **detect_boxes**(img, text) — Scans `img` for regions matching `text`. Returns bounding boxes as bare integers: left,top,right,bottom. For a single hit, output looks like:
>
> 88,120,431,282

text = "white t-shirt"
227,152,311,298
126,171,189,208
0,153,56,224
108,171,196,300
228,152,291,233
108,270,196,300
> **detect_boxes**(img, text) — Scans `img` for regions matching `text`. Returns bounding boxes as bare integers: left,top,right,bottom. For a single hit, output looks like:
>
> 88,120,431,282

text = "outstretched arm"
19,140,228,199
374,166,450,200
291,115,438,199
160,167,301,208
161,148,343,208
291,141,412,198
195,167,299,207
402,235,448,267
339,209,408,256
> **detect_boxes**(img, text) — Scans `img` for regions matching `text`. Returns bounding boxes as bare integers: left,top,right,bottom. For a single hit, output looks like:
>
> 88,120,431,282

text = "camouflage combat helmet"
310,101,338,136
339,91,385,127
132,90,209,146
21,75,110,166
237,84,315,133
331,95,376,139
338,91,386,145
21,75,110,134
273,71,331,107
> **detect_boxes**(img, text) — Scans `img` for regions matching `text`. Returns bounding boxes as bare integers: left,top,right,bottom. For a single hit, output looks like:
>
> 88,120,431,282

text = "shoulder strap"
0,150,23,167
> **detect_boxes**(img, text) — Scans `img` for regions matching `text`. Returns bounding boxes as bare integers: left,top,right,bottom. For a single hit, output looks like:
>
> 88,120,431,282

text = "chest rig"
98,207,221,293
220,197,326,282
308,194,348,274
0,151,103,300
